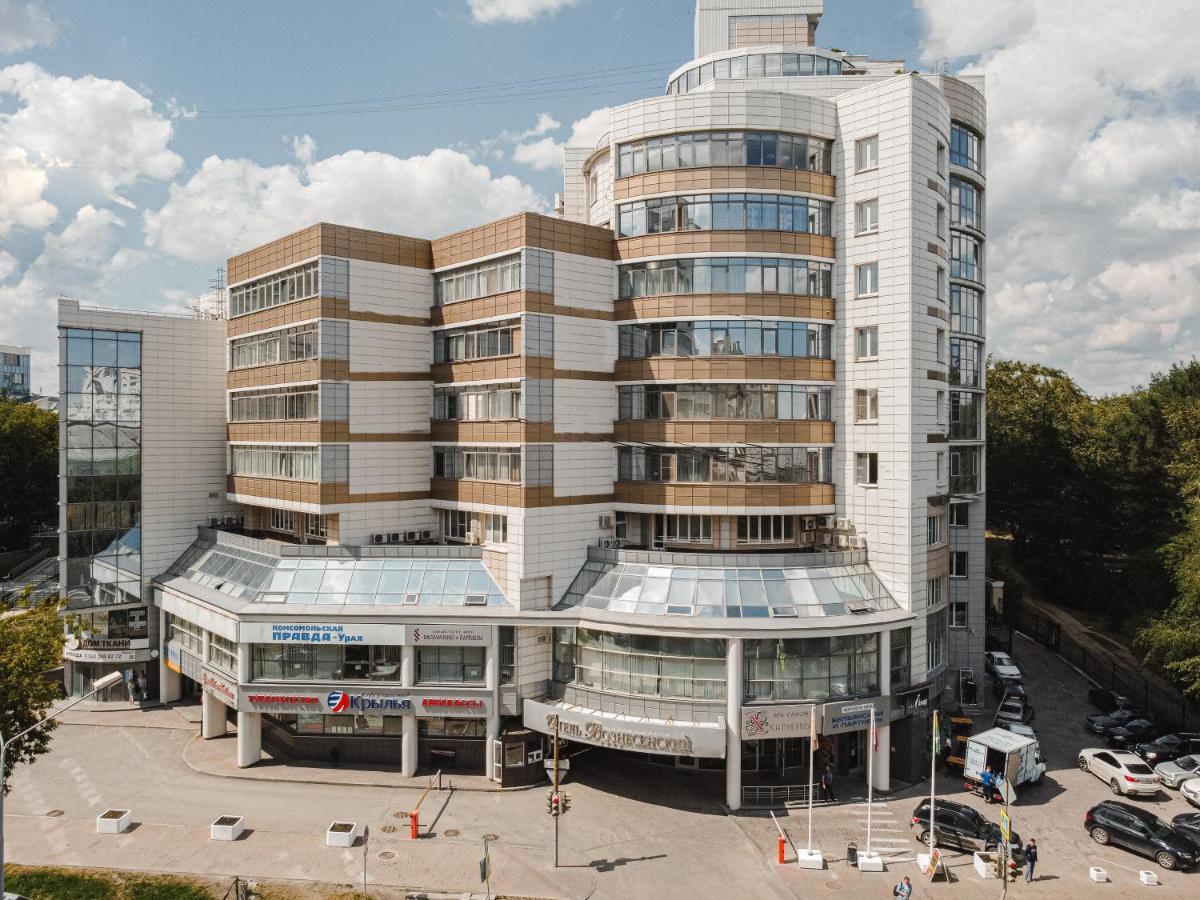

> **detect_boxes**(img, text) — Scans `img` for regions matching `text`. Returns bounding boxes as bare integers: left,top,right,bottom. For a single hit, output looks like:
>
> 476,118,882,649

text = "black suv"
1106,719,1159,749
910,798,1021,857
1088,688,1136,713
1084,801,1199,870
1137,733,1200,764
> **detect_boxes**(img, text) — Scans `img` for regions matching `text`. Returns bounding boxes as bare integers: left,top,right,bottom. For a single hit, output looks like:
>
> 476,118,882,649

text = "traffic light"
560,793,572,813
547,792,561,816
1008,858,1018,880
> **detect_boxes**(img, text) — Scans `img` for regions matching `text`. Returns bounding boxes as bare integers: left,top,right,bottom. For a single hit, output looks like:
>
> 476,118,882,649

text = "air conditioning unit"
802,516,817,531
800,531,816,546
420,529,435,541
835,517,851,532
404,530,420,543
600,537,616,549
613,538,630,549
371,533,387,545
466,530,482,545
817,515,834,529
207,517,221,527
819,533,834,547
850,536,867,549
223,515,239,526
388,532,403,544
598,514,614,529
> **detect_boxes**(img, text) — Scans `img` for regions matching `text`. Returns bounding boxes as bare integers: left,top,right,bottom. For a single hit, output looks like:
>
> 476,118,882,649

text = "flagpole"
807,703,816,851
866,707,874,855
930,709,938,858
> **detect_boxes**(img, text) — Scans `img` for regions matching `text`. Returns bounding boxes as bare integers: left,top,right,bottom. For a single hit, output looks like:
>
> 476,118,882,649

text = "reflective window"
433,446,521,482
436,254,521,305
618,194,832,237
744,634,879,701
434,322,518,363
230,323,317,369
230,386,318,422
554,628,726,701
617,446,832,484
252,643,404,681
667,52,844,95
950,177,983,231
949,338,983,387
950,446,981,494
229,444,320,481
618,257,833,299
737,515,794,544
950,285,984,336
618,384,832,421
618,130,832,177
950,123,982,173
951,233,983,282
433,383,521,421
949,391,982,441
229,261,319,318
618,321,831,360
856,136,879,172
417,645,485,684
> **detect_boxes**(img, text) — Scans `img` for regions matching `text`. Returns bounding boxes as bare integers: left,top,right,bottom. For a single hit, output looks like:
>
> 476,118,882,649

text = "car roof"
1094,799,1158,820
1110,750,1147,764
914,797,974,814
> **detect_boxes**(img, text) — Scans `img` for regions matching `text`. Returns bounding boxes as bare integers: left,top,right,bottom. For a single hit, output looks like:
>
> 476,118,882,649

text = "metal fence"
742,782,816,808
997,598,1200,732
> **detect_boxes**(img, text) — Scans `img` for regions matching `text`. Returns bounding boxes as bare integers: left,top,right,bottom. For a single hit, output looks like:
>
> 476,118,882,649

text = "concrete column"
400,644,417,776
873,629,892,791
236,711,262,767
201,690,227,739
725,637,743,811
237,642,252,684
485,638,501,781
158,608,181,704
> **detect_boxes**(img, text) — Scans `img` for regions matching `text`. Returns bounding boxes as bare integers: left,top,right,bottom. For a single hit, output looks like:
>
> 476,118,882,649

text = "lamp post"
1,669,124,896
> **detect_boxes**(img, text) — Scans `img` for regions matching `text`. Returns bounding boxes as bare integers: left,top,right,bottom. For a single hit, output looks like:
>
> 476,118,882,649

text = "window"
555,628,726,701
950,446,980,493
951,232,983,282
737,515,794,544
230,445,320,481
616,130,833,177
166,613,204,656
927,514,943,546
618,383,832,422
950,285,983,337
937,266,947,303
928,575,943,606
433,446,522,483
618,257,833,300
484,513,508,544
744,634,879,701
618,320,833,360
937,204,946,239
949,502,968,528
618,194,833,238
927,608,947,673
856,326,878,359
936,328,946,363
855,135,879,172
950,123,982,173
230,323,319,369
950,600,968,628
936,390,946,426
950,391,982,440
229,261,319,318
270,509,296,534
856,262,879,296
950,551,968,578
208,633,237,674
229,386,319,423
951,177,983,231
856,452,879,486
436,254,521,305
855,199,879,235
416,645,486,684
440,509,471,541
433,383,522,421
669,52,845,94
855,388,879,422
619,446,833,485
950,338,982,387
499,625,515,684
936,450,946,483
434,322,518,363
658,514,712,543
890,627,911,689
937,141,947,178
304,514,327,538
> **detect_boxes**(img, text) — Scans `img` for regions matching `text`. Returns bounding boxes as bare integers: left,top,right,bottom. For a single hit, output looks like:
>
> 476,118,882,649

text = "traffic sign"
999,780,1017,805
999,810,1011,843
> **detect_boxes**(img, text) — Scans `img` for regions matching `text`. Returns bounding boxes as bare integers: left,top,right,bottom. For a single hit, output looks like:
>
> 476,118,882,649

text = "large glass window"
949,338,983,387
73,607,148,640
208,633,237,674
229,445,320,481
61,328,143,607
950,446,981,494
416,645,485,684
667,53,844,94
618,194,832,238
433,383,521,421
737,515,794,544
950,123,982,173
553,628,726,701
949,285,983,336
618,257,832,300
744,634,879,701
229,323,318,370
927,608,948,672
949,391,982,440
950,233,983,283
433,446,521,482
618,130,832,177
617,446,832,484
618,321,831,360
433,322,518,363
890,627,911,690
647,381,830,422
229,261,319,318
230,386,319,422
166,613,203,656
950,177,983,231
252,644,403,681
436,254,521,305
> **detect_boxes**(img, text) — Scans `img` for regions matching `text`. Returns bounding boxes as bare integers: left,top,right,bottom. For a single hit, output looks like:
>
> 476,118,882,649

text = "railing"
549,681,725,724
742,782,816,808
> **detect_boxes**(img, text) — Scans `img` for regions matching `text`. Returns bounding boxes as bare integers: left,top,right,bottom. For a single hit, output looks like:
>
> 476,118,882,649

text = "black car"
911,798,1022,856
1085,801,1199,870
1173,813,1200,849
991,674,1025,699
1087,707,1145,734
1137,733,1200,764
1088,688,1136,713
1107,719,1159,749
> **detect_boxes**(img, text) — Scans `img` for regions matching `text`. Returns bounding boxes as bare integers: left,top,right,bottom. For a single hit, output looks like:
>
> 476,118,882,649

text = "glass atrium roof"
558,558,897,619
170,538,508,607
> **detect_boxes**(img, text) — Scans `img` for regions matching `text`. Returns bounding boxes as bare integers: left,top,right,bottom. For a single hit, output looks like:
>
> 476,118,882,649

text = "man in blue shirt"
981,765,995,804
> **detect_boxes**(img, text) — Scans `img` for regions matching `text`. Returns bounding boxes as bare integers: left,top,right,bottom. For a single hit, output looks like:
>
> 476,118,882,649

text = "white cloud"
511,106,611,172
143,138,546,263
0,144,56,235
512,136,563,171
467,0,580,25
0,249,17,281
920,0,1200,393
0,1,57,54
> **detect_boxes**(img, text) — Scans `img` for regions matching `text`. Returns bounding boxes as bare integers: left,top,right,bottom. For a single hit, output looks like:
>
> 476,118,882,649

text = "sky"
1,0,1198,397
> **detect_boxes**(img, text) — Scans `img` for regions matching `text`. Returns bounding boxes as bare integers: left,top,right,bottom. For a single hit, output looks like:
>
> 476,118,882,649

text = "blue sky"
2,0,1200,396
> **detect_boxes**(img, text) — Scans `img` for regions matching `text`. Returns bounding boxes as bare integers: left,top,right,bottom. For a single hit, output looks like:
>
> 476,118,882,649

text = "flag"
870,708,878,752
932,710,939,754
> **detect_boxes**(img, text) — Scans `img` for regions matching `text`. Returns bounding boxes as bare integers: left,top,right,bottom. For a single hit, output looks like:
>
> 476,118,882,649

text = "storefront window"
416,646,486,684
73,607,148,640
419,718,487,738
553,628,726,700
499,626,515,685
743,634,879,701
252,644,405,681
890,627,912,690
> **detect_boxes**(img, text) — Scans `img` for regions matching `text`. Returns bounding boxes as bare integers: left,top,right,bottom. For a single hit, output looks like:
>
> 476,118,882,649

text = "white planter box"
96,809,131,834
1089,866,1108,883
1140,871,1158,886
796,848,824,869
858,851,885,872
211,815,244,841
327,822,358,848
973,851,998,879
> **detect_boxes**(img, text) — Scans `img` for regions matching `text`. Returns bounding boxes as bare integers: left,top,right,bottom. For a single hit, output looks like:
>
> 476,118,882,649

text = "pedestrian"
893,875,913,898
981,765,995,804
1025,838,1038,882
821,764,836,802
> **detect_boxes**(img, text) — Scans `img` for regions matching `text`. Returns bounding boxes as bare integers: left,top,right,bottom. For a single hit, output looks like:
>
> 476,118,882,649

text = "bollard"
778,835,786,864
410,810,419,840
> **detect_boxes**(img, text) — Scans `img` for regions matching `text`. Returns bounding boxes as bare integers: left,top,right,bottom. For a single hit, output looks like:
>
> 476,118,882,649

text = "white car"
1078,748,1160,796
985,651,1016,677
1182,777,1200,808
1154,754,1200,789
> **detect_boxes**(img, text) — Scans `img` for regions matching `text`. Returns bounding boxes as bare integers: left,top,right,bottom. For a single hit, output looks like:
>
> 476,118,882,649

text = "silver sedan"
1155,754,1200,789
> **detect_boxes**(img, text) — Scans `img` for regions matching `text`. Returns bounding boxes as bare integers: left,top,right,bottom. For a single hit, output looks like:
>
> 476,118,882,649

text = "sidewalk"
51,701,199,730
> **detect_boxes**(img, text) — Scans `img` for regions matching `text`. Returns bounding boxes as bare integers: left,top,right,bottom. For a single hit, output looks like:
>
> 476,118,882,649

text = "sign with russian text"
823,697,890,734
239,621,408,645
740,704,817,740
407,624,488,645
201,667,238,708
523,699,725,759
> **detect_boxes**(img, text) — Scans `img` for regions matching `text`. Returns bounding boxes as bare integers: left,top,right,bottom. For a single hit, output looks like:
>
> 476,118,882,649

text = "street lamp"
1,669,124,896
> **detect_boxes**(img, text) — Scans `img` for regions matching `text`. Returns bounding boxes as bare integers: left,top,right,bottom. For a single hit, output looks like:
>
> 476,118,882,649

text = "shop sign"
165,641,182,673
201,667,238,708
239,621,408,645
242,689,323,711
896,686,931,715
407,624,488,646
741,704,817,740
77,638,150,651
64,646,139,663
418,697,488,717
328,689,413,714
822,697,890,734
523,699,726,759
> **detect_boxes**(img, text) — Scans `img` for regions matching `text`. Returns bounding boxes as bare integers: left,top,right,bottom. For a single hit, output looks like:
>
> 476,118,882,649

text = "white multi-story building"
57,0,985,806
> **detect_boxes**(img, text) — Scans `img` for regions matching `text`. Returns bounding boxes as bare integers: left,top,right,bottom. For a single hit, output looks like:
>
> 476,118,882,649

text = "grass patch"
4,866,216,899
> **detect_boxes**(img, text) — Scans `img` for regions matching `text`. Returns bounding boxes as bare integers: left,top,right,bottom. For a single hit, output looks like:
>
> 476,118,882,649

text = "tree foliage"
0,396,58,551
0,597,65,792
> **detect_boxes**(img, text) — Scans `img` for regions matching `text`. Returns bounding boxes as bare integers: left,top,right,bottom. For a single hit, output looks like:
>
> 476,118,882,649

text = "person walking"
821,764,836,802
1024,839,1038,882
893,875,913,898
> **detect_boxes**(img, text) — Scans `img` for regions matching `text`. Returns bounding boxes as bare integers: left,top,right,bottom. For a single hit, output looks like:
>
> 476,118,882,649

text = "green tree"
0,397,58,551
0,598,66,792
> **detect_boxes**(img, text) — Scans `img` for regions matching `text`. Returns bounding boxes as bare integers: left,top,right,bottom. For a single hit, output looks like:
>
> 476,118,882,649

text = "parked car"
1088,688,1136,713
1157,755,1200,789
1084,801,1199,870
910,798,1022,856
1001,722,1038,742
1183,778,1200,808
1078,748,1160,796
985,651,1018,678
994,692,1033,726
1172,813,1200,849
1137,733,1200,764
1087,707,1146,734
991,670,1025,699
1107,719,1160,749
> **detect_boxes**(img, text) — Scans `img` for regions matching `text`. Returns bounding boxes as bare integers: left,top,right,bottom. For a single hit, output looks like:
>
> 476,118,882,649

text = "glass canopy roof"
558,558,897,619
170,538,508,607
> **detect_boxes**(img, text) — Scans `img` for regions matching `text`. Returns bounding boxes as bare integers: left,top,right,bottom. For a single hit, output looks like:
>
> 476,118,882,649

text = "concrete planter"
211,815,244,841
96,809,131,834
973,851,997,879
327,822,358,848
857,851,884,872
